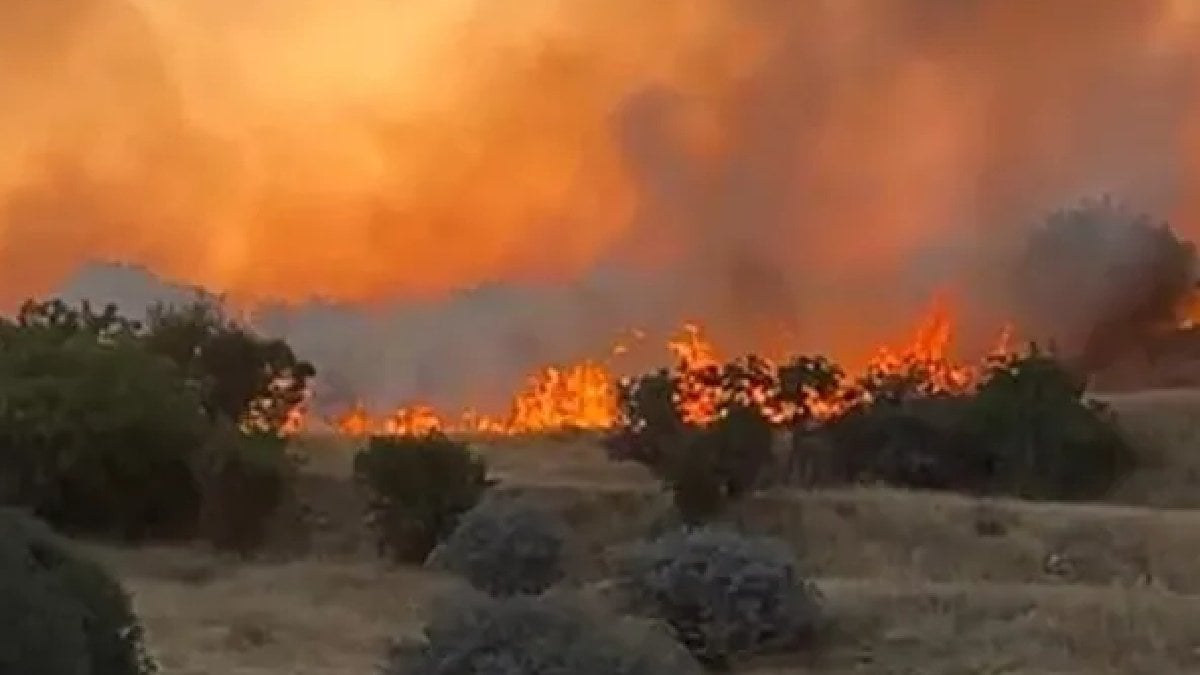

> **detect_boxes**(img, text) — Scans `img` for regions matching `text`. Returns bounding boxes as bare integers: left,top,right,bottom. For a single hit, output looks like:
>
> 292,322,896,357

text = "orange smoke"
4,1,1200,419
2,1,1200,309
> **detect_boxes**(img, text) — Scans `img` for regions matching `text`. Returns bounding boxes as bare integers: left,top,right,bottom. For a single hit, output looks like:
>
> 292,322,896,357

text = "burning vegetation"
327,292,1007,438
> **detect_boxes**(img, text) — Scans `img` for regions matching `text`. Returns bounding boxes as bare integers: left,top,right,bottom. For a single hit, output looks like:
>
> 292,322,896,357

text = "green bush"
141,298,315,436
0,298,306,550
196,425,295,555
605,358,782,522
822,394,982,491
822,351,1136,500
963,350,1136,500
0,508,157,674
388,590,702,675
353,433,491,563
426,497,567,596
0,331,209,540
616,526,823,669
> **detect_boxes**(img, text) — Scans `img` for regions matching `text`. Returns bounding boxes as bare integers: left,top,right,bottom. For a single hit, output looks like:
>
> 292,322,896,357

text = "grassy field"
90,388,1200,674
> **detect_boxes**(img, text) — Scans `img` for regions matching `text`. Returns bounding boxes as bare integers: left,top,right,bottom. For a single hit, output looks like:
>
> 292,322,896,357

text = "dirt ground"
87,389,1200,674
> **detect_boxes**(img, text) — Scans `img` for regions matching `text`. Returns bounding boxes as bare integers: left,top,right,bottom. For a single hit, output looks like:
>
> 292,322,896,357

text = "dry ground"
86,388,1200,674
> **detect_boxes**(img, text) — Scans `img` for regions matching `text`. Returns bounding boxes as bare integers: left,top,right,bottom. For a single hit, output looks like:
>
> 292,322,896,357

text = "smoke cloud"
9,0,1200,411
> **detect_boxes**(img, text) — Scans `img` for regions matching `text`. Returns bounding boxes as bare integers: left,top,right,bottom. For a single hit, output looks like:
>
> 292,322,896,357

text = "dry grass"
83,387,1200,673
93,544,1200,675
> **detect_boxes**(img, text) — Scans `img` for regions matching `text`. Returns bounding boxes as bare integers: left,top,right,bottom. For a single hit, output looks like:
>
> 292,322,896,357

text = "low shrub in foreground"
353,433,491,563
388,590,702,675
426,497,567,596
0,508,157,675
616,526,822,670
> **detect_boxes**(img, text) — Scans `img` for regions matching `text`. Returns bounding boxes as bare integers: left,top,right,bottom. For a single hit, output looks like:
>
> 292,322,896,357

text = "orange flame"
327,293,1018,437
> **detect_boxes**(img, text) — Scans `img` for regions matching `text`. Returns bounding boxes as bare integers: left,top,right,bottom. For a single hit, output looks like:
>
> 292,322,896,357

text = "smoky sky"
15,0,1200,412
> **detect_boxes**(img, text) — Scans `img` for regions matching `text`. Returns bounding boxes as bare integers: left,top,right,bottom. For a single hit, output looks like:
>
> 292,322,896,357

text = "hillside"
89,389,1200,674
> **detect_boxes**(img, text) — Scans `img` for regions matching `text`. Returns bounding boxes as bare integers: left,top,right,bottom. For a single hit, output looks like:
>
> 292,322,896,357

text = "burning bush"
615,526,823,669
388,590,701,675
604,356,789,522
353,433,492,563
0,508,157,675
426,496,568,596
142,297,315,435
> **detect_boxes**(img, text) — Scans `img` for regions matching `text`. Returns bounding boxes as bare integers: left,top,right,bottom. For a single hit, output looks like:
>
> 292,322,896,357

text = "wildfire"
325,293,1017,438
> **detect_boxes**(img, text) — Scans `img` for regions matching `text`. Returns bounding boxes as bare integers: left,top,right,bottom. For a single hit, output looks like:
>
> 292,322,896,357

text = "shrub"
0,331,210,540
0,508,157,675
616,526,822,669
388,590,702,675
195,425,295,555
822,394,983,491
141,297,315,436
353,433,491,563
605,358,781,523
426,497,567,596
962,350,1136,500
603,369,683,473
820,351,1136,500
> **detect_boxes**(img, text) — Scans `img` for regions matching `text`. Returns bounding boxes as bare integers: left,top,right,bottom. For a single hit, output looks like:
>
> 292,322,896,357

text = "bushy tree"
426,497,567,596
11,298,141,343
0,508,157,675
142,297,315,435
820,349,1136,500
388,591,701,675
1013,197,1197,370
962,349,1136,499
353,433,492,563
616,527,823,669
0,331,208,539
0,298,301,550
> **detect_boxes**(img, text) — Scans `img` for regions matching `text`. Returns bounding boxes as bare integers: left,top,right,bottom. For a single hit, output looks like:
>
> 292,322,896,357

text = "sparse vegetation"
388,590,703,675
426,496,567,596
0,508,157,675
616,526,823,670
353,433,492,563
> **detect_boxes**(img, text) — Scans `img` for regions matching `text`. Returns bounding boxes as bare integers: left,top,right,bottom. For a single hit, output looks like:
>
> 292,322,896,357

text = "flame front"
327,292,1018,437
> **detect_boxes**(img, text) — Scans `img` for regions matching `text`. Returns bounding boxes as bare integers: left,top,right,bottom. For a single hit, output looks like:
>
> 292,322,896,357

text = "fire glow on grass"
322,292,1021,437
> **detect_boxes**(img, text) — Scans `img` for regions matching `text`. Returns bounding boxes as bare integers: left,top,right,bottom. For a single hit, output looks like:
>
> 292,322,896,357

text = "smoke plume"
8,0,1200,410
